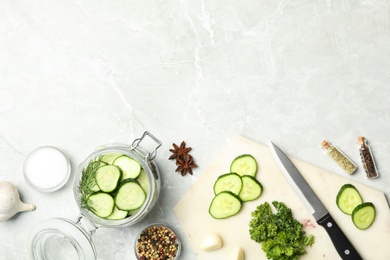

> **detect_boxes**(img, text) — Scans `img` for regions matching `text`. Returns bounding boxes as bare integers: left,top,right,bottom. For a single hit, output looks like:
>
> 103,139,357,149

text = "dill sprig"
78,157,102,210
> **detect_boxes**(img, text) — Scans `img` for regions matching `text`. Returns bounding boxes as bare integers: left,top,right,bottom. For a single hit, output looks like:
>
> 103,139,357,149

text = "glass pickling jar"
27,131,162,260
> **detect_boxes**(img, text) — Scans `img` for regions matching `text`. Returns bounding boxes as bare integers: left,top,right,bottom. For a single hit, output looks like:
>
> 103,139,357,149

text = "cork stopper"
321,140,330,149
357,136,365,144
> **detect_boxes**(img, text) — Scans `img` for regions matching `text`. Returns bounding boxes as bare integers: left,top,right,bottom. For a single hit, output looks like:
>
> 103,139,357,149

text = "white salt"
24,146,70,192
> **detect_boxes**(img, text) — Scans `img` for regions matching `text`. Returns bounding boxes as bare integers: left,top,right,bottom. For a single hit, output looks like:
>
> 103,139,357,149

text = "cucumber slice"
95,165,122,192
115,181,146,211
128,209,140,216
101,153,122,164
89,183,100,192
336,184,363,215
87,192,115,218
230,154,258,177
106,206,128,220
209,191,242,219
239,175,263,202
113,155,142,180
352,202,376,230
137,169,150,193
213,172,243,195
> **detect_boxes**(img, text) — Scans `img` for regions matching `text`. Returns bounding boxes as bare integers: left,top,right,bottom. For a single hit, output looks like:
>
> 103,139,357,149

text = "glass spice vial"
321,140,357,174
357,136,379,179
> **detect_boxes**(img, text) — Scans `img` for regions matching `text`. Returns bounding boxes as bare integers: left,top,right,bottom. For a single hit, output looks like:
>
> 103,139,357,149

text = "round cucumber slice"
336,184,363,215
101,153,122,164
115,181,146,211
213,172,243,195
230,154,258,177
239,175,263,202
352,202,376,230
106,206,128,220
95,165,122,192
113,155,142,180
209,191,242,219
87,192,115,218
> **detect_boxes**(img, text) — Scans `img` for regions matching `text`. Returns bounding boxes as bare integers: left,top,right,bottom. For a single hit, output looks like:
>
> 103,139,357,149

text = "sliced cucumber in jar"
213,172,243,195
352,202,376,230
113,155,142,180
209,191,242,219
239,175,263,202
230,154,258,177
101,153,122,164
95,165,122,193
336,184,363,215
115,181,146,211
137,169,150,193
106,206,128,220
87,192,115,218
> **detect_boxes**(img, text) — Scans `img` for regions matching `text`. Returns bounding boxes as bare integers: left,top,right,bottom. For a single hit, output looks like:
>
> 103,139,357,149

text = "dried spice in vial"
357,136,379,179
321,140,357,174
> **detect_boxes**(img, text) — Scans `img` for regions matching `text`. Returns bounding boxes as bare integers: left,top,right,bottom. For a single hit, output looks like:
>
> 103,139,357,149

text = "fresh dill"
78,157,102,210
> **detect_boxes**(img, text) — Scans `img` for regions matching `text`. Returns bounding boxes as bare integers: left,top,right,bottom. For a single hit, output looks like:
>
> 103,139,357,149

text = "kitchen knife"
267,141,362,260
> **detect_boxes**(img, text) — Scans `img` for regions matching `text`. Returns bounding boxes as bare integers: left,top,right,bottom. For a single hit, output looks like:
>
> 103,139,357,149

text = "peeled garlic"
198,232,223,251
227,246,245,260
0,181,35,221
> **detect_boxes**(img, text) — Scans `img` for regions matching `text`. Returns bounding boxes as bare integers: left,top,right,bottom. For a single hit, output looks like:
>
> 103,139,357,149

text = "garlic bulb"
0,181,35,221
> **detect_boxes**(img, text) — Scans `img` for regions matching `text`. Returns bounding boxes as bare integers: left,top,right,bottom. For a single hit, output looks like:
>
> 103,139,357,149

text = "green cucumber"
115,181,146,211
213,172,243,195
352,202,376,230
209,191,242,219
113,155,142,180
137,169,150,193
336,184,363,215
239,175,263,202
87,192,115,218
230,154,258,177
95,165,122,192
101,153,122,164
106,206,128,220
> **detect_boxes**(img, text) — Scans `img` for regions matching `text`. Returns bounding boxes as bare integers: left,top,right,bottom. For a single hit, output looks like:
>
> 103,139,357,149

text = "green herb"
78,158,102,210
249,201,315,260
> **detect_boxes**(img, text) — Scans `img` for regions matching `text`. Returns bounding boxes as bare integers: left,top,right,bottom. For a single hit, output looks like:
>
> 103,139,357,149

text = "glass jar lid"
28,218,96,260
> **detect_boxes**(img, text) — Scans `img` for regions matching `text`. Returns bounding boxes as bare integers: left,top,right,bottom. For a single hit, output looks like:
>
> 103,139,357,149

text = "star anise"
175,154,198,176
169,141,192,160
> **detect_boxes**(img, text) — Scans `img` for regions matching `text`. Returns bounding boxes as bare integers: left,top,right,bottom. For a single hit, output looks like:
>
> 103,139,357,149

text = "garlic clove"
0,181,35,222
227,246,245,260
198,232,223,251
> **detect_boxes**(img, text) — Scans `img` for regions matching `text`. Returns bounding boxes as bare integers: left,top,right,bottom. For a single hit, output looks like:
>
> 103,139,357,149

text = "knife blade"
267,141,362,260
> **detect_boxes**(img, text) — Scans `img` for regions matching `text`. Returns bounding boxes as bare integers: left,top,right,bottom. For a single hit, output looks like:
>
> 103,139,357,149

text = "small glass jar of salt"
24,146,71,192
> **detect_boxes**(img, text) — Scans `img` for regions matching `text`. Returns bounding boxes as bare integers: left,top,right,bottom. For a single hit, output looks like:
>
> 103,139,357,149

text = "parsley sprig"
249,201,315,260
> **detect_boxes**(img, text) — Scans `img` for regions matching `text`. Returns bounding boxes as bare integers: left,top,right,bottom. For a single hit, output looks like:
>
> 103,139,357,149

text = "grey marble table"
0,1,389,259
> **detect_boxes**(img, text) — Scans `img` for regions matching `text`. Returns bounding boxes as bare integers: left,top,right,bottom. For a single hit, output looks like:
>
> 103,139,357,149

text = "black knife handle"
317,213,362,260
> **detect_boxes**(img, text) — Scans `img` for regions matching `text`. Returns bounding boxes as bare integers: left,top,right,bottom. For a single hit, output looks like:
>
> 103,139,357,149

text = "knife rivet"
327,222,332,228
345,249,350,255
